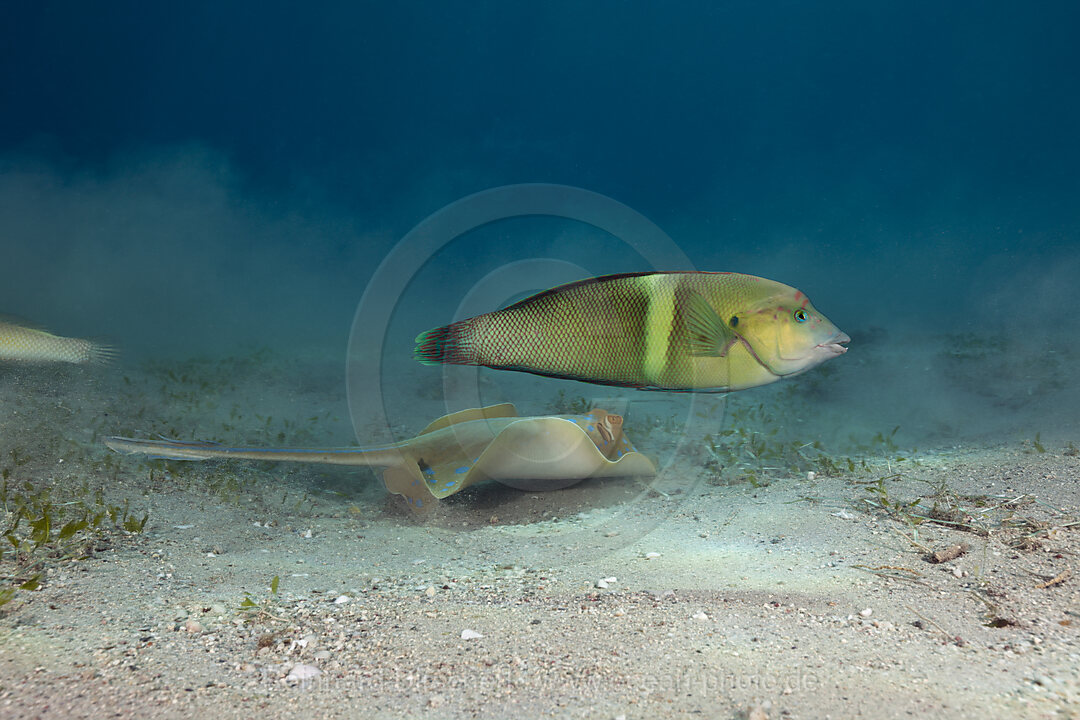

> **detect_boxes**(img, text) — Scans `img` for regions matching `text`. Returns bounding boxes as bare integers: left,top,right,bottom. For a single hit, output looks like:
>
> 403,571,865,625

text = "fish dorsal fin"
683,292,734,357
417,403,519,435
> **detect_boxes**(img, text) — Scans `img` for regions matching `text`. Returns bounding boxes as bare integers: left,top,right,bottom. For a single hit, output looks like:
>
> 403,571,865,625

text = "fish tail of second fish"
414,319,479,366
0,321,115,365
39,334,115,365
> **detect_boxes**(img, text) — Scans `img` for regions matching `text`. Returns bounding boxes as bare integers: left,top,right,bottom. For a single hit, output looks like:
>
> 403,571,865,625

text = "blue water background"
1,2,1077,448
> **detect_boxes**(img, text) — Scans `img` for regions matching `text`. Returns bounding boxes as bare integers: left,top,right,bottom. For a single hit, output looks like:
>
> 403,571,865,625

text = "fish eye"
729,316,739,328
793,309,808,323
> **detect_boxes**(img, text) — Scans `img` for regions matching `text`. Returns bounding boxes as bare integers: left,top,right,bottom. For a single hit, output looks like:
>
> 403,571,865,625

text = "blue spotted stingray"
105,404,654,511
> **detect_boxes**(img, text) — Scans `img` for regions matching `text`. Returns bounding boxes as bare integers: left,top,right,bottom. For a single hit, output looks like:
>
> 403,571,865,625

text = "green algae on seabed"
0,474,147,607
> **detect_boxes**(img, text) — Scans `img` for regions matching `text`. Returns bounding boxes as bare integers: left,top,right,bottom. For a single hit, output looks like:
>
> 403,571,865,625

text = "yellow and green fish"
0,319,112,365
415,271,848,392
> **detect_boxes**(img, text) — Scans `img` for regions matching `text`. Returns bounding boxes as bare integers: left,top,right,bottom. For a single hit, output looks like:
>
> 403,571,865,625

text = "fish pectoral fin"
683,291,733,357
382,464,435,513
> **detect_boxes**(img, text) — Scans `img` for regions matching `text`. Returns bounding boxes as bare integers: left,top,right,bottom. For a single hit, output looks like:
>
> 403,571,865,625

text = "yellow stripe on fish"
642,274,677,386
0,320,113,365
414,271,849,393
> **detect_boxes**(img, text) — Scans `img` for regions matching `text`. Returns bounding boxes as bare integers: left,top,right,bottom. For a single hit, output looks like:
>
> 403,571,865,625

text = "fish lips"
779,331,850,377
817,331,851,357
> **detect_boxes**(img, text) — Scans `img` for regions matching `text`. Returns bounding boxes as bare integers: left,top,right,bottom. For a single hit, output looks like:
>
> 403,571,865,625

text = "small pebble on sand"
461,629,483,640
859,608,873,617
747,704,769,720
286,664,321,684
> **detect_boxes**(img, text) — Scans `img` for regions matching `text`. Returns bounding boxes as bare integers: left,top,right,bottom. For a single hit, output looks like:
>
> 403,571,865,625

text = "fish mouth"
817,331,851,356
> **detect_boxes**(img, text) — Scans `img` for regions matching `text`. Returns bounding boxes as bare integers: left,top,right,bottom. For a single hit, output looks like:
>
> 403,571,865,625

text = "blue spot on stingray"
616,449,624,457
454,466,469,474
446,481,456,488
587,424,595,432
416,499,423,507
427,475,436,484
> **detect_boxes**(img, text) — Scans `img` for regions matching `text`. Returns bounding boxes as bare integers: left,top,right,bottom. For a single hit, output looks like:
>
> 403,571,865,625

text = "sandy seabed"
1,347,1077,720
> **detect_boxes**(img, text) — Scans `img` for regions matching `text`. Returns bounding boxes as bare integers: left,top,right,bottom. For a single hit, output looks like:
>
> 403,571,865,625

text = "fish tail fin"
84,340,117,365
414,320,477,366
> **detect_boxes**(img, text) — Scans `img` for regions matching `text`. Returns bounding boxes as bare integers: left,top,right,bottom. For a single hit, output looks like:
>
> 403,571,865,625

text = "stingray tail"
105,436,234,461
104,435,401,466
414,319,479,366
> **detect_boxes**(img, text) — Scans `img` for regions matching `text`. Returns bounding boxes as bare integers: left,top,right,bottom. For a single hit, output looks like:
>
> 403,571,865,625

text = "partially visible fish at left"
0,320,113,364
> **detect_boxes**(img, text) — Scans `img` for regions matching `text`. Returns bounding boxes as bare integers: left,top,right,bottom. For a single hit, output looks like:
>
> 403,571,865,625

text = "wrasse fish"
0,319,113,365
415,271,848,392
